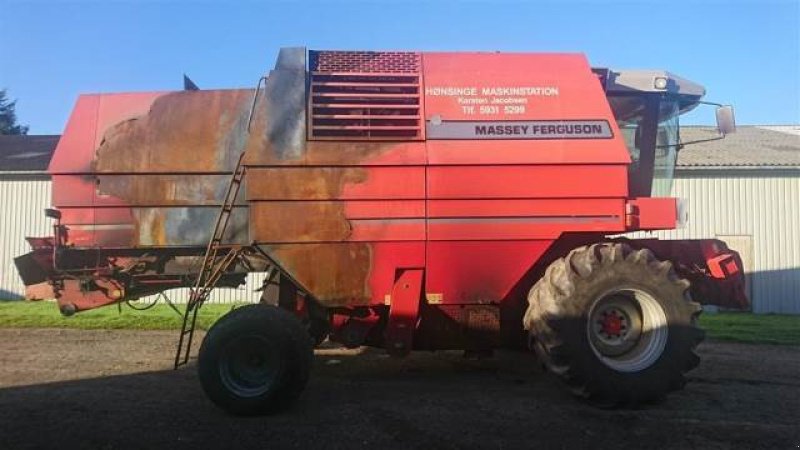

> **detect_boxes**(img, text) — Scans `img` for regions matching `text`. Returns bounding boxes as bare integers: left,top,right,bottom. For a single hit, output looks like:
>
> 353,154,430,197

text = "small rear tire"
523,242,703,406
198,304,313,416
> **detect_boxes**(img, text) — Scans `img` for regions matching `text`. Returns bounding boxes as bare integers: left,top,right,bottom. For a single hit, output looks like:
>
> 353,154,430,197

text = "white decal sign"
426,120,613,140
425,85,559,116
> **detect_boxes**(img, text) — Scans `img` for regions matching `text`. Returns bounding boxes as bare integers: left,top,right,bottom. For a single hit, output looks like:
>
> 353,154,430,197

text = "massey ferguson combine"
15,48,747,415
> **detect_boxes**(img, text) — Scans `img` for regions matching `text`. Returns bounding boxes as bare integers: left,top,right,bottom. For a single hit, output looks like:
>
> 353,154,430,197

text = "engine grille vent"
310,50,420,74
308,50,423,141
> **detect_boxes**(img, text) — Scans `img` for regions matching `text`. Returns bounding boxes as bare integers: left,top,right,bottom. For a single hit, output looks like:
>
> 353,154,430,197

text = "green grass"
698,312,800,346
0,300,236,330
1,301,798,345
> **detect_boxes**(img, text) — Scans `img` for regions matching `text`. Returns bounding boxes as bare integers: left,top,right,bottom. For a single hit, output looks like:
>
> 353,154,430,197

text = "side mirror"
716,105,736,135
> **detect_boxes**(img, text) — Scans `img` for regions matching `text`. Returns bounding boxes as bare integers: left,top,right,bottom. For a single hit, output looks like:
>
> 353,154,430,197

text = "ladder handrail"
247,75,268,133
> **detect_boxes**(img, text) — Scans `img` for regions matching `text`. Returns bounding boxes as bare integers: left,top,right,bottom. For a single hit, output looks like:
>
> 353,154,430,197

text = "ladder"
172,75,268,369
173,152,248,368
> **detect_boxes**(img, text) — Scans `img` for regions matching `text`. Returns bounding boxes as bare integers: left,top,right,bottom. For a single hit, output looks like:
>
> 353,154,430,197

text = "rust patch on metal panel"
246,167,367,200
91,90,255,247
303,141,400,165
82,55,419,304
147,209,166,247
248,166,375,302
96,175,245,206
94,89,253,173
244,144,409,307
247,139,404,166
250,202,352,243
263,243,373,306
133,207,249,247
246,161,379,303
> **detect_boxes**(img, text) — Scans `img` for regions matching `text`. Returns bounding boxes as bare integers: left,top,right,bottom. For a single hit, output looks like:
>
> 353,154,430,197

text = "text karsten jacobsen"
476,123,605,136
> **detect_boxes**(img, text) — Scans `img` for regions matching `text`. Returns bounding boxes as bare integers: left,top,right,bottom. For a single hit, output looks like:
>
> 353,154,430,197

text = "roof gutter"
0,171,52,180
675,166,800,177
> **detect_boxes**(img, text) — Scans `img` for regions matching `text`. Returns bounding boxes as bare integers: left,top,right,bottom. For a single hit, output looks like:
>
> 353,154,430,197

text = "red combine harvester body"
15,48,747,414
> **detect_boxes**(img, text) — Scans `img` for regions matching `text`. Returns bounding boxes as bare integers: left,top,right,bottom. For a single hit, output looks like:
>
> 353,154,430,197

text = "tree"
0,89,29,135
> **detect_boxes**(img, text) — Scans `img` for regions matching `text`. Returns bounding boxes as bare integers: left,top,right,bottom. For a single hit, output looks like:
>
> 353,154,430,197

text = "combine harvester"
15,48,747,415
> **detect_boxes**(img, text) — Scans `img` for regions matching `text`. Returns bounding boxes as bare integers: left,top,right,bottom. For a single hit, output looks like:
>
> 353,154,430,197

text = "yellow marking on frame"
426,293,443,304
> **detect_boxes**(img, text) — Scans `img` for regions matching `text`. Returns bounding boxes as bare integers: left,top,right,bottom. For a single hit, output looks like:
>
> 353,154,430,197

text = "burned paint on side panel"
79,47,423,305
244,49,307,164
246,167,368,200
96,175,248,206
90,89,254,248
261,243,374,306
93,89,253,173
133,207,249,247
250,202,351,243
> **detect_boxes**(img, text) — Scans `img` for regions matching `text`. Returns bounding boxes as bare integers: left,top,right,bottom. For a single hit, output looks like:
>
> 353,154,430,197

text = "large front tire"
198,304,313,416
523,243,703,406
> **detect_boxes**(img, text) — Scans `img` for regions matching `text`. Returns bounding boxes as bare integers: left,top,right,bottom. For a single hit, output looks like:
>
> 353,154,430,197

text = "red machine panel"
49,93,163,174
427,165,627,199
425,240,553,304
419,52,631,305
421,52,630,165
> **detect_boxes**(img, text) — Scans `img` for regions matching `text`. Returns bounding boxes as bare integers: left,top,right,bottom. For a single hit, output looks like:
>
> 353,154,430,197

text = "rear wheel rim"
219,335,281,398
587,288,668,373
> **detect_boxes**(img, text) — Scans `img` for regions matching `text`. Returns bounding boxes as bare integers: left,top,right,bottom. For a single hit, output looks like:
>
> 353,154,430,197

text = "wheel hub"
598,308,627,338
587,288,668,373
219,335,281,398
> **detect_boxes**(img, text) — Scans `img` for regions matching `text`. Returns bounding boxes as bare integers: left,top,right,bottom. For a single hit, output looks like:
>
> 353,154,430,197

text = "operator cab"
595,69,735,197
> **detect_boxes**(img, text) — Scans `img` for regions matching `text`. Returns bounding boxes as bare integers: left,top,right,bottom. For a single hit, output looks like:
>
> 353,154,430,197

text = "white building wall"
634,172,800,314
0,177,263,304
0,177,53,299
135,276,265,305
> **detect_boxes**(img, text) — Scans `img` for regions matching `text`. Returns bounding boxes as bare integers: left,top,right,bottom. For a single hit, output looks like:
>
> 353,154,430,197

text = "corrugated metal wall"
631,171,800,314
0,176,263,304
0,177,52,299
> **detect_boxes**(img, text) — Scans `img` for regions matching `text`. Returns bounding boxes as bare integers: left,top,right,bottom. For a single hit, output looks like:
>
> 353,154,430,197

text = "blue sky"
1,0,798,134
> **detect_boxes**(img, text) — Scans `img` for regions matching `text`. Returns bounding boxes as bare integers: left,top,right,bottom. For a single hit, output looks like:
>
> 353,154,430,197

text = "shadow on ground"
0,329,798,449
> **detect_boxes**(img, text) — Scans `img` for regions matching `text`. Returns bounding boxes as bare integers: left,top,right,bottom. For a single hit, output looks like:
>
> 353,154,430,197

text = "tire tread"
524,242,703,406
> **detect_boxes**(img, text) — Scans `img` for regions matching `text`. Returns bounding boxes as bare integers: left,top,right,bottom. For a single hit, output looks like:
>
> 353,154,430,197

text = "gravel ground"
0,328,798,449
